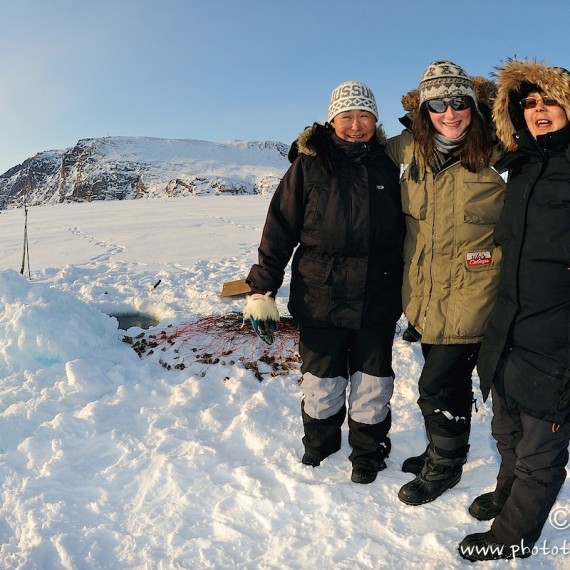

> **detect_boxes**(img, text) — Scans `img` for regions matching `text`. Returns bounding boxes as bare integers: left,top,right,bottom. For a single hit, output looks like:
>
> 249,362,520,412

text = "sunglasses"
426,97,470,113
519,96,560,110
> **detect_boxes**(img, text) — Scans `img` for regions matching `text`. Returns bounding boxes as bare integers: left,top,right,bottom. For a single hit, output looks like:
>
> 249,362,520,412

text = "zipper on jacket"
421,161,458,334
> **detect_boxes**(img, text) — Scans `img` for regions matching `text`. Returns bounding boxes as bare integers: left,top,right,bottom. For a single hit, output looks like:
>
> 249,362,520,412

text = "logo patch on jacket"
466,251,493,268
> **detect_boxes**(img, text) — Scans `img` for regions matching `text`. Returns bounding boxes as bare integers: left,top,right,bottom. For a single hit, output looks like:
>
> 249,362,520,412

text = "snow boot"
469,475,514,520
398,431,469,506
468,493,502,521
351,465,382,484
347,411,390,484
398,466,462,505
401,445,429,474
458,531,533,562
301,452,322,467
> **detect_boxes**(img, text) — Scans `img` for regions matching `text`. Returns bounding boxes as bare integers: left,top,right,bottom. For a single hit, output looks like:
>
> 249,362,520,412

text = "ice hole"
109,312,160,331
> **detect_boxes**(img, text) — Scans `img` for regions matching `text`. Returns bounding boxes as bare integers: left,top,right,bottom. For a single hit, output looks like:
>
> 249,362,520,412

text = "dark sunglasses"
426,97,470,113
519,96,560,110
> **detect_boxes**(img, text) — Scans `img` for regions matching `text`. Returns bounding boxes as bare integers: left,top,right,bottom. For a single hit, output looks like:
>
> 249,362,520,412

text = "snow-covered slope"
0,136,290,208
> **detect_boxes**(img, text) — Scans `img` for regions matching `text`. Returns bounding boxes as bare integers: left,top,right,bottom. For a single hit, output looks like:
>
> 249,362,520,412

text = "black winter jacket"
246,124,403,329
477,126,570,424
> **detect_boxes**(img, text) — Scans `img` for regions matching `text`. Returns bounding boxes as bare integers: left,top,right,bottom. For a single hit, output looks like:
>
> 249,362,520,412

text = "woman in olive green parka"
386,60,506,506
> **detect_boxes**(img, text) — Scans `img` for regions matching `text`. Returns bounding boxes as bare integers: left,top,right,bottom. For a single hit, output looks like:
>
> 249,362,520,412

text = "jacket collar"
536,122,570,152
330,132,376,158
513,123,570,155
497,124,570,172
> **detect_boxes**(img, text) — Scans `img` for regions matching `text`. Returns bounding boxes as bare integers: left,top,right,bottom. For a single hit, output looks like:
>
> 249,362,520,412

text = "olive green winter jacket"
386,97,506,344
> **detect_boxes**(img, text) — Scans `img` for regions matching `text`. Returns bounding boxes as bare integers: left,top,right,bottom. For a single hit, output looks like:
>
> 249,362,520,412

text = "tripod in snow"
20,202,31,278
20,173,31,279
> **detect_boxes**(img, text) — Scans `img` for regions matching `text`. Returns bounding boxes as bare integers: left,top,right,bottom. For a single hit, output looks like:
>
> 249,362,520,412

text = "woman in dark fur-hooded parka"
459,59,570,563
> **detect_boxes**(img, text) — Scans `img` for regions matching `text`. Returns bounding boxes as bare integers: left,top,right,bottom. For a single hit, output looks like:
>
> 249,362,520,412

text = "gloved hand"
243,291,280,345
558,368,570,412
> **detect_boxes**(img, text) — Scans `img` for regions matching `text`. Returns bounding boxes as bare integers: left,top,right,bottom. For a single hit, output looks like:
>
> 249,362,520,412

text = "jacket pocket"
304,184,332,236
409,242,426,284
295,250,333,285
534,183,570,208
462,179,505,224
401,167,427,220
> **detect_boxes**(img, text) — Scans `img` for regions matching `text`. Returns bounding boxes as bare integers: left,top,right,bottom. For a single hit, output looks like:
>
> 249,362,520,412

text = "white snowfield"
0,196,567,569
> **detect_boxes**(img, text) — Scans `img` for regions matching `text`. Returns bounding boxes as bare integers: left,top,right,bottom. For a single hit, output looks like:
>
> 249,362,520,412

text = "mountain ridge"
0,136,290,209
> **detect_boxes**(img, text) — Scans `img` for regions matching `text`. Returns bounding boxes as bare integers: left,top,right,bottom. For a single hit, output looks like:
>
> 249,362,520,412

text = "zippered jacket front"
386,127,506,344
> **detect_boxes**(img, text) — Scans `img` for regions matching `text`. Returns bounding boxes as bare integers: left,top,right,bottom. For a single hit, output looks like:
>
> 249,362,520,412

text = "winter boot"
301,402,346,466
458,531,533,562
469,475,514,520
401,444,429,475
301,452,322,467
398,431,469,506
468,493,502,521
351,465,382,484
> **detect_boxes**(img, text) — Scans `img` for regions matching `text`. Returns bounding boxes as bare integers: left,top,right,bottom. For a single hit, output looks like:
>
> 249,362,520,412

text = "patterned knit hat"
327,81,378,122
419,60,479,111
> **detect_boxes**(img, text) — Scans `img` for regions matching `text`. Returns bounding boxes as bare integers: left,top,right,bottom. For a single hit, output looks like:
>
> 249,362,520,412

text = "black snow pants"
418,343,479,437
298,323,395,470
489,385,570,545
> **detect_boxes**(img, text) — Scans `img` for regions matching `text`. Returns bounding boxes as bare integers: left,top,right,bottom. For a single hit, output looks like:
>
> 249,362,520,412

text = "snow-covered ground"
0,196,567,569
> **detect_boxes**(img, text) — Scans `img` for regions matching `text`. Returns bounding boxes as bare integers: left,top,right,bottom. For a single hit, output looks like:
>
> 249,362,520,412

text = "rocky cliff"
0,136,290,209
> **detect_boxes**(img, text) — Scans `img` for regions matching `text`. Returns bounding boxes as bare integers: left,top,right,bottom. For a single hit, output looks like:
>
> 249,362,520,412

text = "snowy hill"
0,136,290,208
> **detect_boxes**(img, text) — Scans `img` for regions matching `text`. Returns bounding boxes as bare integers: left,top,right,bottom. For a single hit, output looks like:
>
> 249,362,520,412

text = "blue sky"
0,0,567,175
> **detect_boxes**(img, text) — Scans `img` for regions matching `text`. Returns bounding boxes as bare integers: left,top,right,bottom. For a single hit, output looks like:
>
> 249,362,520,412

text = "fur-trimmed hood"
492,59,570,151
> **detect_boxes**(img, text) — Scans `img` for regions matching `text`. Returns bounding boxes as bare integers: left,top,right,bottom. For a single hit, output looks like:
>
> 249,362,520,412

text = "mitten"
243,292,280,345
558,368,570,412
402,322,422,343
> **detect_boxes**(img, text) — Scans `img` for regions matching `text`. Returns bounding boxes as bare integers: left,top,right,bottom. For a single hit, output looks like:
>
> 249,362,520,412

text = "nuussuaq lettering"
331,83,374,101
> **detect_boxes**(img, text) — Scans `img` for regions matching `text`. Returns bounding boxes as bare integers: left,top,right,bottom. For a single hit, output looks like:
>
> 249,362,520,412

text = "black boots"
468,475,514,520
301,403,391,485
348,411,391,484
351,462,387,484
398,431,469,505
301,452,322,467
401,445,429,474
458,532,533,562
398,465,462,505
468,492,503,521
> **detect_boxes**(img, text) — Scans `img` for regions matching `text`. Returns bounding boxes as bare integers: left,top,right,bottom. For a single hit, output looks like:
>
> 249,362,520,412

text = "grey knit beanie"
327,81,378,122
419,60,479,111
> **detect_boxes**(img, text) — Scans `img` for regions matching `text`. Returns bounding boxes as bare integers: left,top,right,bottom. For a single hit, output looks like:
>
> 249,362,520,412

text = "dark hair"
411,98,495,173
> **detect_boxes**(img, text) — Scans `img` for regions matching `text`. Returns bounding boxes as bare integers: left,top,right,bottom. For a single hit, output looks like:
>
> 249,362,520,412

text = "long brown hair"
411,99,495,173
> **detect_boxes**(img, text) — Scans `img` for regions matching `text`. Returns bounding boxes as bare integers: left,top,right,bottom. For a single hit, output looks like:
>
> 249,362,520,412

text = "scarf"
431,132,467,172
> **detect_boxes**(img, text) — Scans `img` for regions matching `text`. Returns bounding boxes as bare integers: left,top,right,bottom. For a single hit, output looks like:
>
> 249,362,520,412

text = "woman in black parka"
244,81,403,484
459,59,570,562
